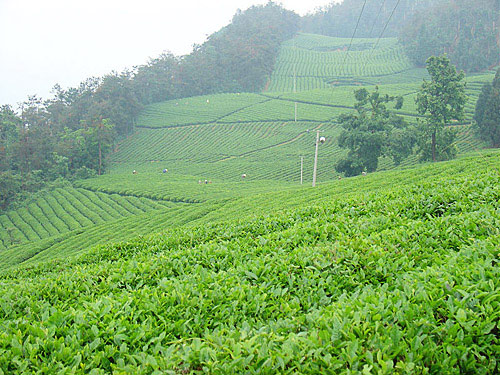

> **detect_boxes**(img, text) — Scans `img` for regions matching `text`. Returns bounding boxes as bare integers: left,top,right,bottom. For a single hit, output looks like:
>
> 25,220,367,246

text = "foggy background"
0,0,335,106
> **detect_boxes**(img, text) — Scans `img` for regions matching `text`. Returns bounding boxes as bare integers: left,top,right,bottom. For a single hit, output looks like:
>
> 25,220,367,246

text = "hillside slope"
108,34,493,181
1,150,499,373
3,149,499,271
0,33,496,271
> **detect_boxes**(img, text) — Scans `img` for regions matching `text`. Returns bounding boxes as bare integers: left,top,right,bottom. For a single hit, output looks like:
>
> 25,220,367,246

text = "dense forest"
475,69,500,147
303,0,499,73
302,0,440,38
400,0,500,72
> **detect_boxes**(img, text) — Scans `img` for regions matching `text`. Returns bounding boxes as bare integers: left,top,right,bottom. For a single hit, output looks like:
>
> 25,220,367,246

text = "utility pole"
300,156,303,185
312,131,320,187
312,130,325,187
293,38,297,122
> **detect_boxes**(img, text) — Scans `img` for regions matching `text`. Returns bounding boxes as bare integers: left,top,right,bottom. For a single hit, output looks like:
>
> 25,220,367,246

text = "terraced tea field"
3,149,498,272
1,26,499,374
0,187,174,252
2,33,494,274
112,33,495,192
267,34,415,92
136,93,268,128
109,120,344,182
1,150,499,373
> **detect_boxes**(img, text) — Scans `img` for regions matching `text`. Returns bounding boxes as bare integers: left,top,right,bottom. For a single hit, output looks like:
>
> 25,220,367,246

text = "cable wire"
372,0,402,52
339,0,369,78
360,0,402,75
369,0,387,38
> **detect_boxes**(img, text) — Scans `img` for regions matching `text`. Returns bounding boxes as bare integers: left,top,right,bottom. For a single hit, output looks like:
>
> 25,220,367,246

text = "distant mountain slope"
267,34,420,92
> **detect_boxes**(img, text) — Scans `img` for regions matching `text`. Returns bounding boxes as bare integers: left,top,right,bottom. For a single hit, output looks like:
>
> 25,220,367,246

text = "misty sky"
0,0,336,107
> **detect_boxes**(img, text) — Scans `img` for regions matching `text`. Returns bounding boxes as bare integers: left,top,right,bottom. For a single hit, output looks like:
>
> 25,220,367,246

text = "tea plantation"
1,32,499,373
1,150,499,373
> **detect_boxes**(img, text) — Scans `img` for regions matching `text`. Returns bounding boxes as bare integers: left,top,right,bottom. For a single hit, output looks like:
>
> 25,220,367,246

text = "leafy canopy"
336,87,415,176
416,55,467,161
475,69,500,148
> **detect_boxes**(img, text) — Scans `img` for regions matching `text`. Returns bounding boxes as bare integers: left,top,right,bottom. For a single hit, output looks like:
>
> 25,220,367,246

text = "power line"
369,0,387,38
339,0,369,78
329,0,370,122
361,0,402,74
371,0,402,52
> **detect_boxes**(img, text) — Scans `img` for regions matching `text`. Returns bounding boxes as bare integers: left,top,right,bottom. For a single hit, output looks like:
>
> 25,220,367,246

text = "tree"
475,69,500,147
59,119,115,176
132,53,180,105
0,105,21,172
0,172,22,210
178,2,300,96
399,0,500,73
336,87,415,176
416,55,466,162
302,0,437,39
92,119,115,176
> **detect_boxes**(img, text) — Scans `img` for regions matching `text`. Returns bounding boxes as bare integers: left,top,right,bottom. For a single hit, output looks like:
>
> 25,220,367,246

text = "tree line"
400,0,500,73
0,2,299,210
303,0,499,73
302,0,438,39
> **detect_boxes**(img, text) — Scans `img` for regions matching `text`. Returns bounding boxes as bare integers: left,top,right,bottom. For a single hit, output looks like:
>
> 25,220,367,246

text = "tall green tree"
475,69,500,147
416,55,467,162
92,119,115,176
336,87,415,176
0,105,21,172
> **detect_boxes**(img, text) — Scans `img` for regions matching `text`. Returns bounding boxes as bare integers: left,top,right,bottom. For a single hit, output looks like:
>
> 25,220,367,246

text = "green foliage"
0,186,173,253
0,151,499,373
179,2,300,96
336,88,415,176
400,0,500,73
132,53,180,105
0,105,21,172
50,73,141,137
58,120,115,175
0,172,22,210
475,69,500,147
267,34,413,92
1,150,498,270
416,124,458,162
416,55,467,161
301,0,439,38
